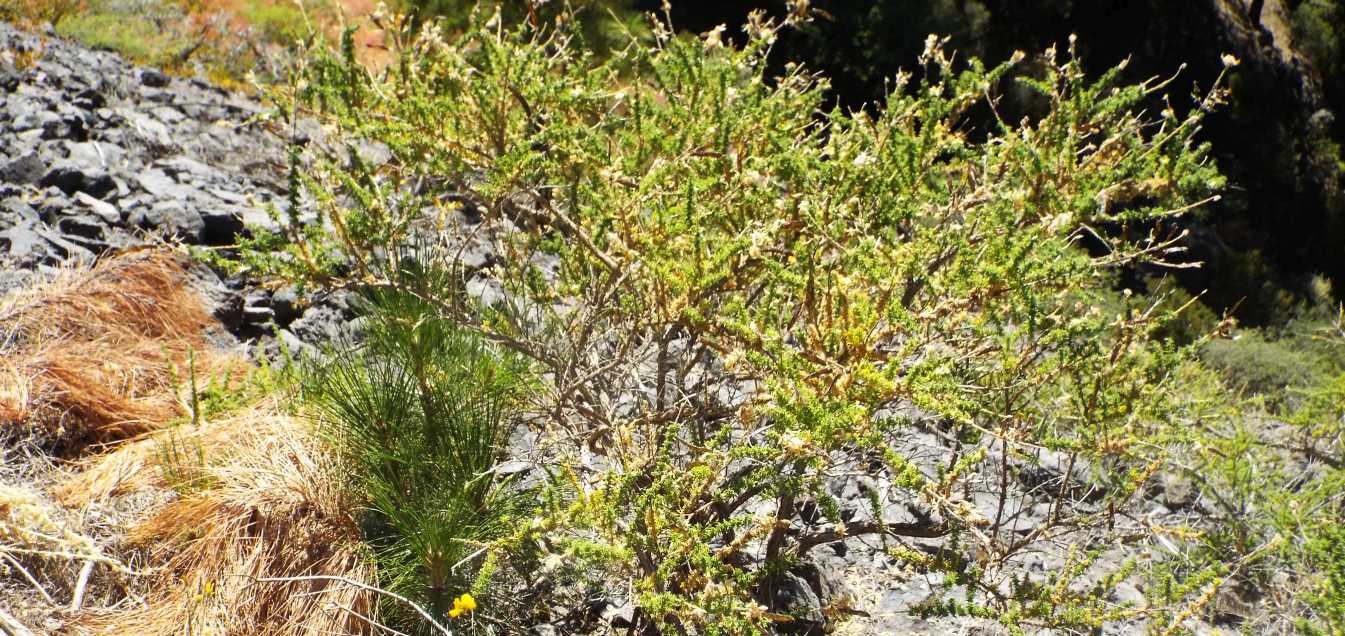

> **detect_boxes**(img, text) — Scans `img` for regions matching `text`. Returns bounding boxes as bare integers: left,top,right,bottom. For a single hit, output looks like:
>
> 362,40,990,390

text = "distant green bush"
397,0,646,54
1201,302,1345,407
0,0,84,26
55,10,177,64
1292,0,1343,75
242,0,309,44
1201,335,1324,403
1145,275,1223,345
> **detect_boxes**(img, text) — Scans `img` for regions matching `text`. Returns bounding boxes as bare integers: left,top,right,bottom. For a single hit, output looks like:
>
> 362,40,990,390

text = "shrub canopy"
241,9,1341,634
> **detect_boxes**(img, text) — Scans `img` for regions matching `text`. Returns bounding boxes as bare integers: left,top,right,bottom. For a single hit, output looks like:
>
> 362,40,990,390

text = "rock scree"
0,21,349,350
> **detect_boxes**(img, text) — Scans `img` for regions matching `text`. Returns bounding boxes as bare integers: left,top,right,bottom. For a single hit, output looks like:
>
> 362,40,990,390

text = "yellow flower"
449,592,476,618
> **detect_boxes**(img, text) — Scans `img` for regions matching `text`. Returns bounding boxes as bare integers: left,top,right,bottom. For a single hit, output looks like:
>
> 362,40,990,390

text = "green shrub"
302,283,531,631
1301,525,1345,634
0,0,84,26
1292,0,1343,75
55,10,178,64
241,7,1345,633
397,0,646,55
1144,275,1223,346
242,0,308,44
1200,304,1345,408
1200,334,1326,403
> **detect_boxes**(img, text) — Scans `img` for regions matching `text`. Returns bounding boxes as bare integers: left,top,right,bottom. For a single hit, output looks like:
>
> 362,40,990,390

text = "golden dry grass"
0,249,222,447
0,249,378,635
83,408,375,636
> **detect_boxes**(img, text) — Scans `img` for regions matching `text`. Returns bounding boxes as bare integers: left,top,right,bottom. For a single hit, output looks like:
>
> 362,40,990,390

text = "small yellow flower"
448,592,476,618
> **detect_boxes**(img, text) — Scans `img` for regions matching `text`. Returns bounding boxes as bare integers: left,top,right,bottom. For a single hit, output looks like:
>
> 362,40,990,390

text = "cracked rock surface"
0,21,356,350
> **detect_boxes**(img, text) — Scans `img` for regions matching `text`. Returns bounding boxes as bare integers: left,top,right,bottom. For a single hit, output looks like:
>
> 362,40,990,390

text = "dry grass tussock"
0,249,377,635
82,406,375,635
0,248,223,447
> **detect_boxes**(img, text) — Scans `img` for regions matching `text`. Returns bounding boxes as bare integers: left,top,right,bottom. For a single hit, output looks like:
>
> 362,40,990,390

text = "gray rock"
136,168,177,197
242,288,274,324
138,68,170,88
0,152,45,184
73,191,120,224
271,285,302,326
123,110,174,148
159,156,223,184
135,200,204,241
757,572,825,634
63,140,123,171
72,87,105,110
39,161,116,198
11,108,58,133
1111,581,1146,607
289,304,350,345
55,213,106,241
0,223,47,263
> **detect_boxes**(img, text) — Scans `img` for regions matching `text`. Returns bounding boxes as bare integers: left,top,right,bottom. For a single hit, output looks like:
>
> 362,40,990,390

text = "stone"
63,111,92,139
200,208,245,245
207,187,248,205
757,572,826,635
466,275,506,307
1,152,45,185
39,161,116,198
271,285,302,326
0,224,46,262
73,191,120,224
272,328,318,360
1111,581,1146,607
139,68,170,88
136,168,177,197
136,201,204,242
32,223,95,264
36,189,74,224
11,109,58,133
242,288,274,324
55,214,106,241
63,140,123,171
151,105,184,125
124,110,174,148
0,66,19,92
599,602,636,629
71,87,105,110
159,156,221,183
289,304,348,345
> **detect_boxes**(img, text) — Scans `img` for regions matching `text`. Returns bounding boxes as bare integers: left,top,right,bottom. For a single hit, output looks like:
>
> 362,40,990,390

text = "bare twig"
0,607,36,636
335,603,411,636
797,517,951,553
0,552,55,606
245,574,452,635
69,560,94,611
0,546,142,576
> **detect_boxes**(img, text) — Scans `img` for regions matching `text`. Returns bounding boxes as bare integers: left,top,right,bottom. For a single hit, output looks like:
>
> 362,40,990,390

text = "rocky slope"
0,20,360,354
